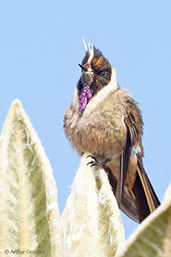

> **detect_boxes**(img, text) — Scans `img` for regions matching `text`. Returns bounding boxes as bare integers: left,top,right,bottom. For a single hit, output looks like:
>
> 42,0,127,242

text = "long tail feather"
104,157,160,223
107,166,140,222
133,158,160,222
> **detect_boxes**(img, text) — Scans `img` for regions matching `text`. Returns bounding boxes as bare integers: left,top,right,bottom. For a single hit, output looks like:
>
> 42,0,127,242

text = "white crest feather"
82,38,88,51
87,43,94,64
82,39,94,64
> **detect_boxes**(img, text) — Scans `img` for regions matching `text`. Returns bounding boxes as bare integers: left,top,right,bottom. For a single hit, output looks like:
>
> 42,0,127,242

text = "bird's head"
76,41,119,116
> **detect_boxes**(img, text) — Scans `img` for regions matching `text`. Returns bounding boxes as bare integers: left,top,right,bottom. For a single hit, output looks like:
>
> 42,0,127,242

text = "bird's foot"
86,155,110,169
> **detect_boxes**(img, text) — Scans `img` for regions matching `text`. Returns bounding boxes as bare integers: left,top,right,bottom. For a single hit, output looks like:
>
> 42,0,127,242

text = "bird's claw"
87,155,97,163
87,160,97,167
86,155,110,168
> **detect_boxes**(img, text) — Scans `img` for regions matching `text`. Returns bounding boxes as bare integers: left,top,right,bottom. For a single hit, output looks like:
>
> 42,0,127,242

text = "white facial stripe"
82,67,118,117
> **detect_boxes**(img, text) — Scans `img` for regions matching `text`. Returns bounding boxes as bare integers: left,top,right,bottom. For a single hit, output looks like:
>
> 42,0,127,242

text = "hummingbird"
63,41,160,223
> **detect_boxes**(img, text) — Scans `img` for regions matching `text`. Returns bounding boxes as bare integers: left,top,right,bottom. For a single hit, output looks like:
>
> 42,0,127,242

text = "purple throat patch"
78,85,93,117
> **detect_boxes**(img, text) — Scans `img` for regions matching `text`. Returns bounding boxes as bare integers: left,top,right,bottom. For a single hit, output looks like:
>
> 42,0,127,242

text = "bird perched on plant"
63,41,160,223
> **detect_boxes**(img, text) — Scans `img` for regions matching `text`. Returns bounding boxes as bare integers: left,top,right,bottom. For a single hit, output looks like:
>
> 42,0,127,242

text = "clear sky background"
0,0,170,238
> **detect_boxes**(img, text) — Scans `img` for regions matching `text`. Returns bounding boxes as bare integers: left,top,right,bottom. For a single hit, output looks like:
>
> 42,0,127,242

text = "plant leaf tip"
11,99,22,108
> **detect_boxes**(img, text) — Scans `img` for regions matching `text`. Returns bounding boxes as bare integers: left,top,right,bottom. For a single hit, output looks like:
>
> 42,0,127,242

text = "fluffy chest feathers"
64,88,128,158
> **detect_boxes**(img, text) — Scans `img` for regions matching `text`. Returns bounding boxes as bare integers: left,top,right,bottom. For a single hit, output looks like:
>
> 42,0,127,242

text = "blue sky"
0,0,170,238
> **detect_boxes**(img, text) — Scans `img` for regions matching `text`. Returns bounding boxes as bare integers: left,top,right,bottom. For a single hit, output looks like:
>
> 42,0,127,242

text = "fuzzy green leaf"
0,100,61,257
61,153,125,257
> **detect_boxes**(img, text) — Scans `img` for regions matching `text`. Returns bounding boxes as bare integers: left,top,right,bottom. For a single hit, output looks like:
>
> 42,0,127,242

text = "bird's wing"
114,97,143,219
124,97,144,147
122,97,160,222
115,127,131,208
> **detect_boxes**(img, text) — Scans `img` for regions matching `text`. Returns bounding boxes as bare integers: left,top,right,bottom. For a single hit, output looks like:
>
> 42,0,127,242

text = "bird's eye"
99,70,107,77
